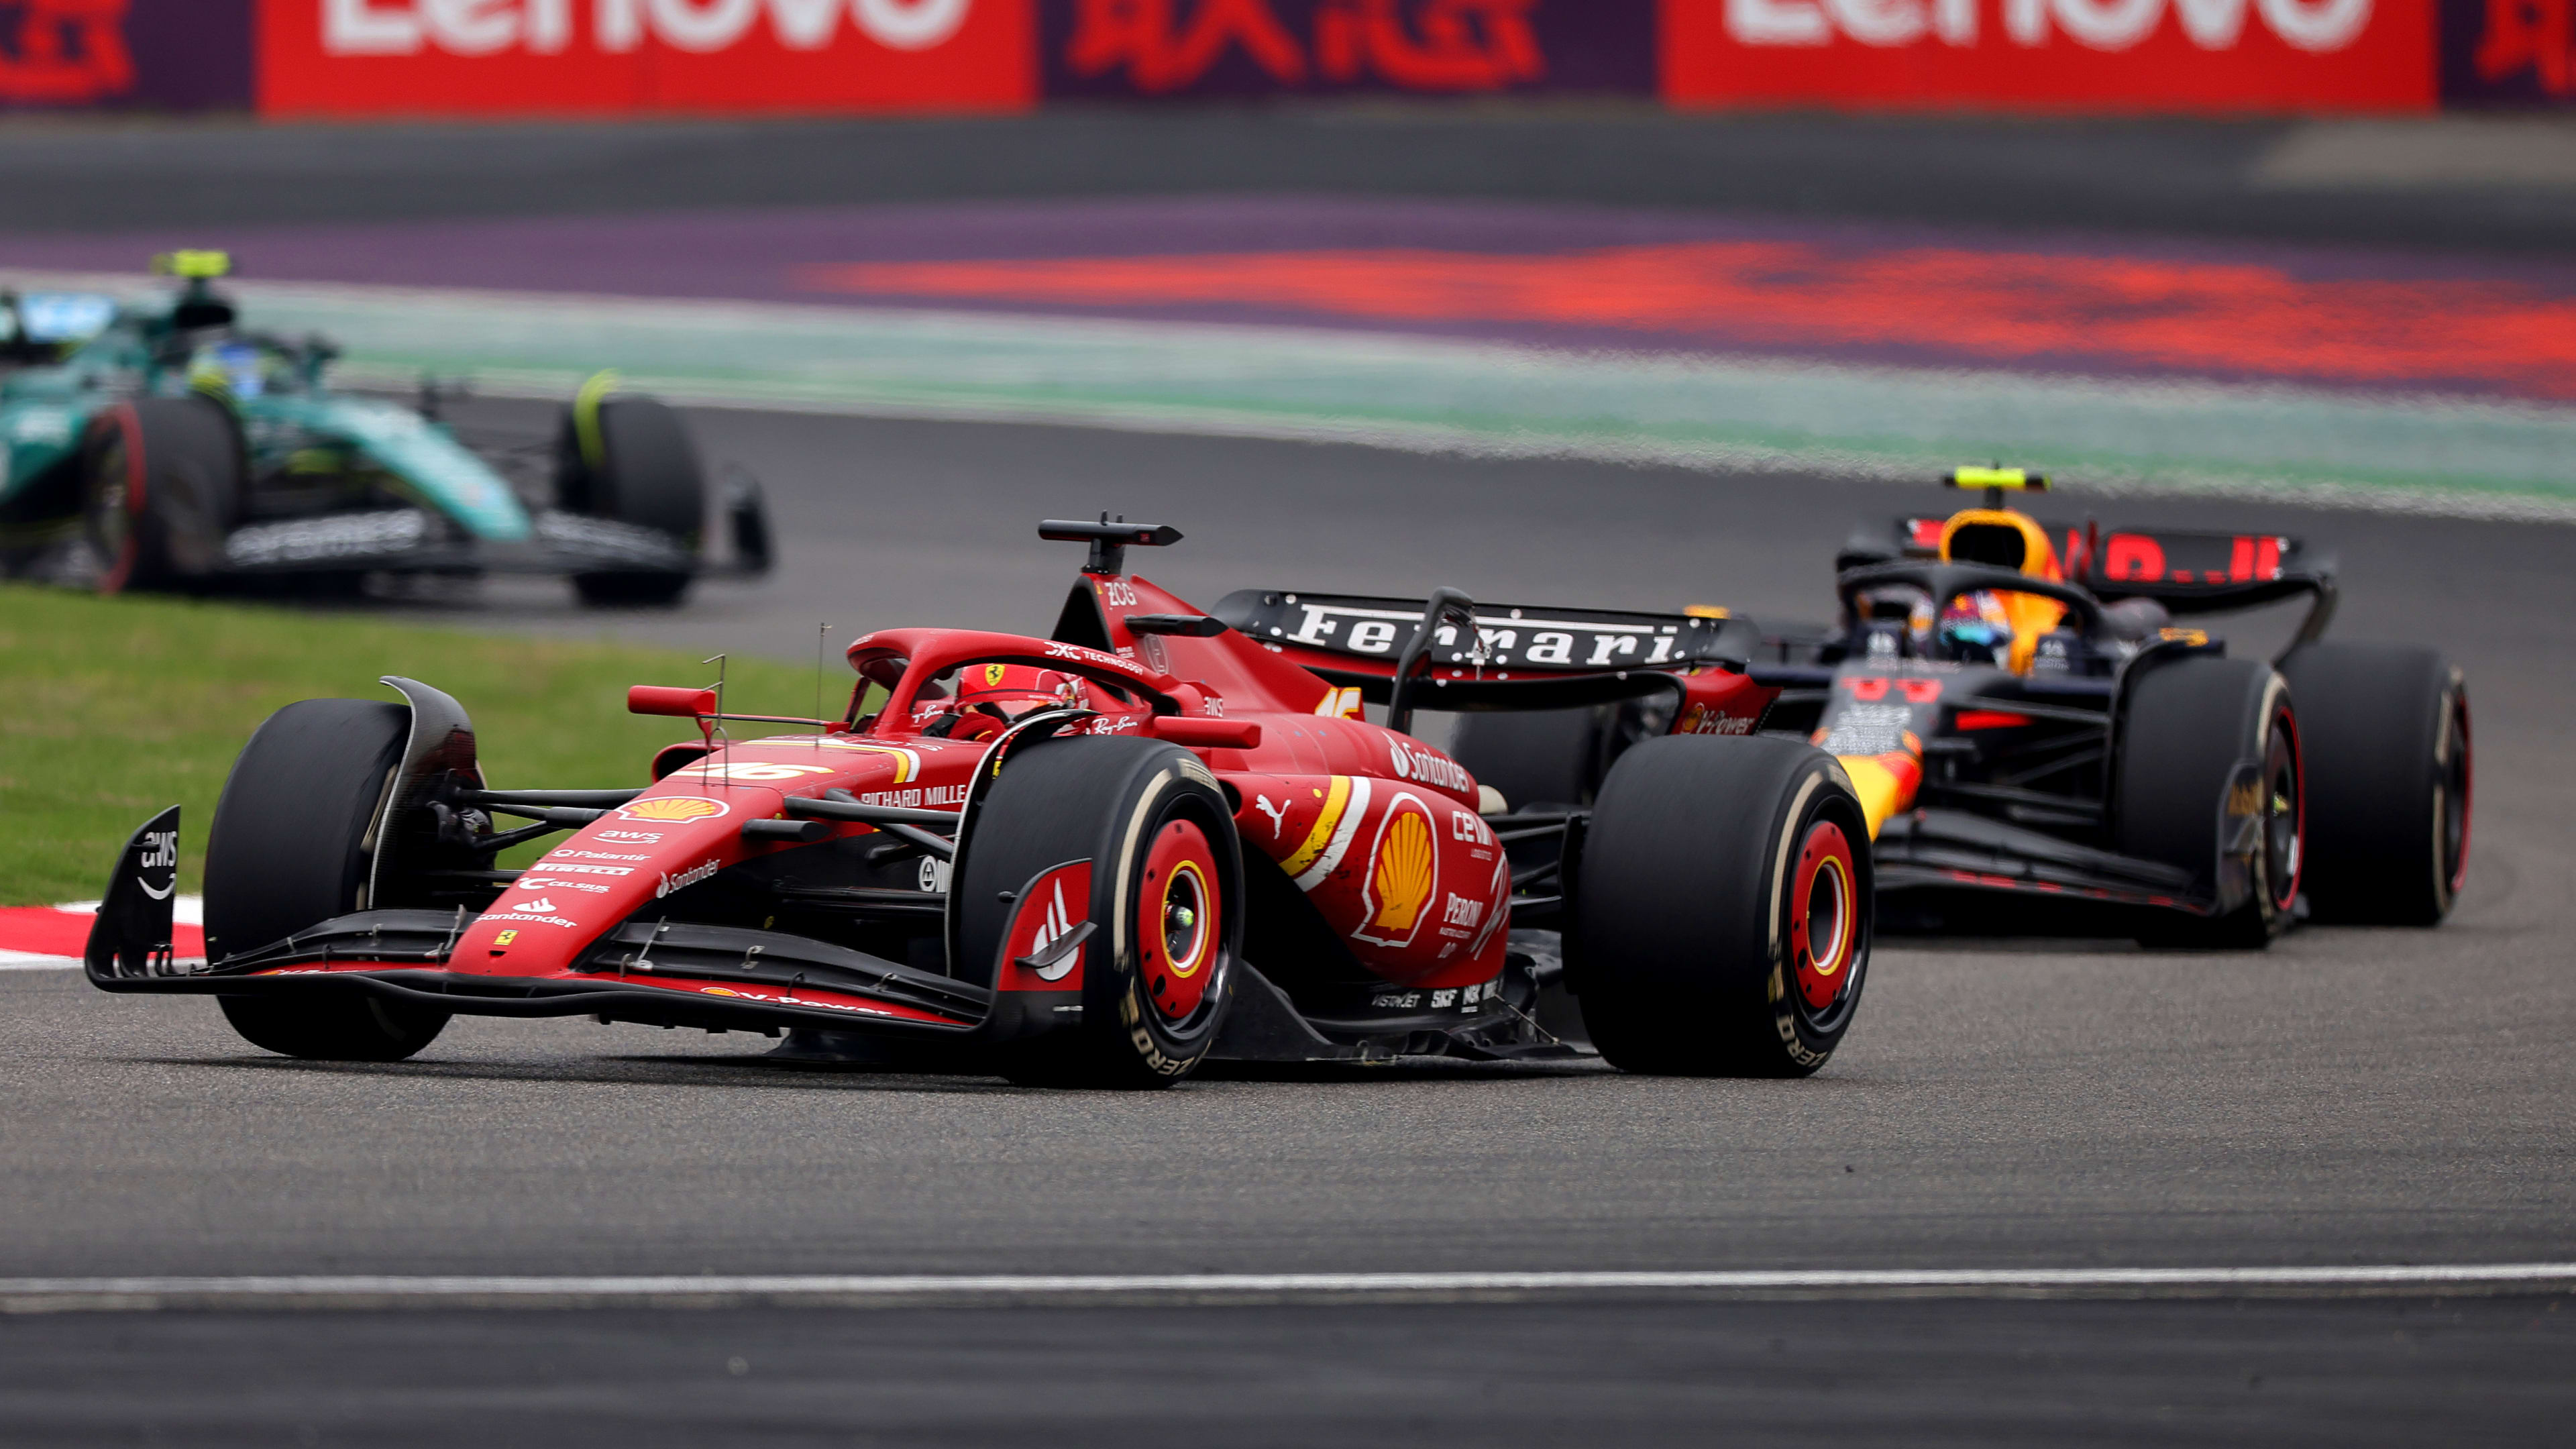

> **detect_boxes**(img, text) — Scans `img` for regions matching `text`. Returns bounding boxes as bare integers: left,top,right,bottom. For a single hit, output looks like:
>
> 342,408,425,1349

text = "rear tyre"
2115,657,2303,949
955,736,1241,1089
2277,643,2470,926
204,698,450,1061
80,396,241,593
1571,736,1872,1077
556,392,704,608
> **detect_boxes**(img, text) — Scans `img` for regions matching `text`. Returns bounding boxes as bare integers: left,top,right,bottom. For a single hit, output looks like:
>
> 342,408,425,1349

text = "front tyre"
953,736,1242,1089
1572,736,1872,1077
219,994,449,1063
204,698,451,1062
80,396,242,593
2116,657,2303,949
2277,643,2470,926
556,391,705,608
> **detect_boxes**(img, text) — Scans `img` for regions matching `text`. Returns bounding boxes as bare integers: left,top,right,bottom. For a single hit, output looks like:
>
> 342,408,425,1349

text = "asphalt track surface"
7,407,2576,1443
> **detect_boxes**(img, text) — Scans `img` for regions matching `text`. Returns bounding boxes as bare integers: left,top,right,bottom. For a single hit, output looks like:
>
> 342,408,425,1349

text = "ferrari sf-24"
87,520,1874,1087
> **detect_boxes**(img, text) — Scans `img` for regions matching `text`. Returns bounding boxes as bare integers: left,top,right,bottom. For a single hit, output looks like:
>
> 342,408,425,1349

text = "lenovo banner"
1039,0,1658,99
2442,0,2576,104
255,0,1036,115
1,0,252,110
1660,0,2436,110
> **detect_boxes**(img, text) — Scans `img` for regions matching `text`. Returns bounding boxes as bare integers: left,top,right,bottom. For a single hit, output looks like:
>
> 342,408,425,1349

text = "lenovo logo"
323,0,975,56
1722,0,2371,52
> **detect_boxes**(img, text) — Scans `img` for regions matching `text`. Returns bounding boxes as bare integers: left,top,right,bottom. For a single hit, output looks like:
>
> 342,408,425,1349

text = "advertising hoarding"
1038,0,1657,99
254,0,1035,116
1,0,252,110
1660,0,2437,111
2441,0,2576,104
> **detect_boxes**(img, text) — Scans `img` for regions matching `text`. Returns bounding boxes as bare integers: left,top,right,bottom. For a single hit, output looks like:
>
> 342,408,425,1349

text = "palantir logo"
324,0,975,56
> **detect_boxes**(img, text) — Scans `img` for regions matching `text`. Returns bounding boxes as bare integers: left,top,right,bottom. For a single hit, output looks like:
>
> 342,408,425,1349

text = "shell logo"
619,797,731,823
1357,804,1436,946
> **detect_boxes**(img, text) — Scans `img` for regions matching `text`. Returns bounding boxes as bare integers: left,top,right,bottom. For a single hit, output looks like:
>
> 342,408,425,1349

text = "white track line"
4,1265,2571,1312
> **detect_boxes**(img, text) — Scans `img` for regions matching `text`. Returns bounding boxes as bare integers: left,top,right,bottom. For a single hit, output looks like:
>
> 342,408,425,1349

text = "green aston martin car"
0,252,768,606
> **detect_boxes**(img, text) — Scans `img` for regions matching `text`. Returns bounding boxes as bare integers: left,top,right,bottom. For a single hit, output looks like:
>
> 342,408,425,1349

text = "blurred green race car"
0,252,768,606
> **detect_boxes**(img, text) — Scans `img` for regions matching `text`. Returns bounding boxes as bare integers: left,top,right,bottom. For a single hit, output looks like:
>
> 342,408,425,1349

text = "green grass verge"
0,585,824,907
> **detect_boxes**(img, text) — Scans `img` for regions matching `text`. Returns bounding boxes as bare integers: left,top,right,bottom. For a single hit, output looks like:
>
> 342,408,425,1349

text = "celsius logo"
323,0,976,58
1387,740,1472,794
657,859,720,898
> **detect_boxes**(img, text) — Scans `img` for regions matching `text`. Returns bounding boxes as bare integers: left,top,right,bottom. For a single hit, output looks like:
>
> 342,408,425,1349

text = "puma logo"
1254,794,1287,839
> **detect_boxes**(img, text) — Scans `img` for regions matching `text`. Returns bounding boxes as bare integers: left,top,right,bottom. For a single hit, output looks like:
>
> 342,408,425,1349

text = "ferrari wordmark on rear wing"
1212,590,1760,678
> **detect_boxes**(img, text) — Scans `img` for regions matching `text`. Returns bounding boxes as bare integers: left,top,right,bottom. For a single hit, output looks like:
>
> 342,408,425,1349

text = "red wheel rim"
90,407,144,594
1140,818,1220,1022
1790,819,1857,1012
2264,703,2304,914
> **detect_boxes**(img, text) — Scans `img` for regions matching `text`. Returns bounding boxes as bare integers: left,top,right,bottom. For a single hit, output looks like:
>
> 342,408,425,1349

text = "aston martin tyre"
1571,735,1872,1077
2116,656,2302,949
203,698,449,1061
79,395,241,593
2278,643,2470,926
557,391,705,607
956,735,1243,1089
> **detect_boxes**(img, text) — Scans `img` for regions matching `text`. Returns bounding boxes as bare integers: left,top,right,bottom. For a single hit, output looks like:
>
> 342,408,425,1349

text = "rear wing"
1210,588,1761,711
1838,515,2337,617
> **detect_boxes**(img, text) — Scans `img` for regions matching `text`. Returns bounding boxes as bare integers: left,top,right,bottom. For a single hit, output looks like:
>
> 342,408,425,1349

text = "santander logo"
323,0,976,57
1723,0,2371,52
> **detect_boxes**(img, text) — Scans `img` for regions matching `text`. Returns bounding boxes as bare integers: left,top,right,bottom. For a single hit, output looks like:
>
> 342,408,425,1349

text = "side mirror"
629,686,716,719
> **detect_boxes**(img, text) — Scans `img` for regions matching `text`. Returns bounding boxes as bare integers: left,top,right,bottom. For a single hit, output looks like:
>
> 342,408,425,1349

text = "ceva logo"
323,0,975,56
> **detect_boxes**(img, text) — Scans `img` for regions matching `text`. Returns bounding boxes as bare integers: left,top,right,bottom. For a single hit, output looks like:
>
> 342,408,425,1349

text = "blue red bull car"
1453,469,2471,947
85,520,1874,1085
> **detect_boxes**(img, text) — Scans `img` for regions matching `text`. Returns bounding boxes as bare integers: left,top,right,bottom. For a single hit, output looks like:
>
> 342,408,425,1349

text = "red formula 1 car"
85,521,1872,1086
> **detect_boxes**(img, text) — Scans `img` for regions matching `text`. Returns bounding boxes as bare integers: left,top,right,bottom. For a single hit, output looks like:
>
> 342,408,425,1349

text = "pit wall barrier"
0,1,2568,115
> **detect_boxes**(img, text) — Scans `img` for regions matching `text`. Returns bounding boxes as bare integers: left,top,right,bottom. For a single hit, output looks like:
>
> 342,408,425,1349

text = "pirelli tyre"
80,395,242,594
1570,735,1872,1077
203,698,449,1061
2277,643,2470,926
957,735,1242,1089
555,388,705,608
2114,655,2304,949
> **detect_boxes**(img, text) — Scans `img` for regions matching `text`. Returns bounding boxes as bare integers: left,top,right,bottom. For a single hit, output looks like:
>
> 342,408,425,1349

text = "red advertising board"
1660,0,2436,111
256,0,1036,116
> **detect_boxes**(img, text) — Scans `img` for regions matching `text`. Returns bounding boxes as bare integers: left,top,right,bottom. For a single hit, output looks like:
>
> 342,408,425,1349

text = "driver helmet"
1938,590,2016,665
